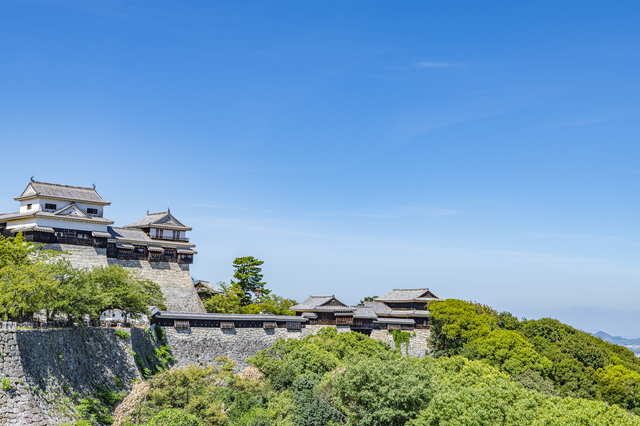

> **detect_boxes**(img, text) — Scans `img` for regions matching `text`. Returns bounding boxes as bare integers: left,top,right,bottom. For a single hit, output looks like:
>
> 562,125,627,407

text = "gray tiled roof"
16,180,109,204
373,317,415,325
108,227,153,242
0,211,113,224
107,226,195,248
125,211,191,230
363,301,392,314
353,306,378,319
375,288,441,302
290,295,338,311
364,301,430,318
153,311,308,322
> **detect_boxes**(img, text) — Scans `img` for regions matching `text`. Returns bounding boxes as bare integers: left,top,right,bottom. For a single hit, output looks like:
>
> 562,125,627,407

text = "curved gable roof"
124,211,192,231
15,180,110,205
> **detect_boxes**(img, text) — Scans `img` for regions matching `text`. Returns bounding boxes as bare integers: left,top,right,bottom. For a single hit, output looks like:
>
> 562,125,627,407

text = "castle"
0,179,205,313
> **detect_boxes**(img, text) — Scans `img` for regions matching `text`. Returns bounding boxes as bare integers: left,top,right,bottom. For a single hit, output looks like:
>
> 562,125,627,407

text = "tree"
358,296,378,306
203,282,244,314
428,299,494,357
460,329,553,377
242,293,297,316
231,256,267,305
88,265,166,319
0,232,61,320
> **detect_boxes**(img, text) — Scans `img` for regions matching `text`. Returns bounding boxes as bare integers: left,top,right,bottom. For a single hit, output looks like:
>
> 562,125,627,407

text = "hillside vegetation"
117,307,640,426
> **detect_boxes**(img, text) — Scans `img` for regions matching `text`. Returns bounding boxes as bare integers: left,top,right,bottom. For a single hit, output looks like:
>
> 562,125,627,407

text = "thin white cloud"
520,231,622,241
187,203,457,219
416,61,457,68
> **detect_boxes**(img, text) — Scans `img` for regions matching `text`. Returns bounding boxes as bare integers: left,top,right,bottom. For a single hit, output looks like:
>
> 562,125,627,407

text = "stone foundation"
0,327,160,426
45,244,205,313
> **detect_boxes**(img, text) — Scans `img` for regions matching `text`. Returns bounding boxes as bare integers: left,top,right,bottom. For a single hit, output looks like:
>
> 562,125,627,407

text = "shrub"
114,377,122,387
155,325,165,342
143,368,151,378
1,377,11,391
146,408,200,426
115,330,130,340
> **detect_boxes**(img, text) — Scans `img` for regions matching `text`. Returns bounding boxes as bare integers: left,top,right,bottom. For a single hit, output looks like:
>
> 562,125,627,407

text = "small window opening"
45,203,57,210
26,204,32,210
87,208,98,215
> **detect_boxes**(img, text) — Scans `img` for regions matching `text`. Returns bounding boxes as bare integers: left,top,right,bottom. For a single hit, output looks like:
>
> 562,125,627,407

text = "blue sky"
1,1,639,336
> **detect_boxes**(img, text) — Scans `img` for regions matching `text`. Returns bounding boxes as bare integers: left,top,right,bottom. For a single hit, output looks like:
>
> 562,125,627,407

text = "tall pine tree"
231,256,268,305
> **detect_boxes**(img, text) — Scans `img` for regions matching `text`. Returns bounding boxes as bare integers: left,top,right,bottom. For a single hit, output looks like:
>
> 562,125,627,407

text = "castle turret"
0,179,113,245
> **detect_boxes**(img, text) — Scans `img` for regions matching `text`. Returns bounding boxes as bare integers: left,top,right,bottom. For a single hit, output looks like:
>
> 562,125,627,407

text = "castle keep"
0,179,205,313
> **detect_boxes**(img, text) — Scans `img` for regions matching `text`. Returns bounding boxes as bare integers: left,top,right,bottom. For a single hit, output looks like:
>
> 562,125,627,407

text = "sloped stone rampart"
0,327,159,426
107,259,205,313
44,244,205,313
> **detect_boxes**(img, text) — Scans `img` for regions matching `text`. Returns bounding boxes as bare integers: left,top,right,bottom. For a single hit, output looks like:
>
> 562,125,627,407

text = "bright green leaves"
461,329,553,377
428,299,495,356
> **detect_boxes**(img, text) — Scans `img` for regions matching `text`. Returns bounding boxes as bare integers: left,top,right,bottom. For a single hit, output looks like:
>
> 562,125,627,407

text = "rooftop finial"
147,210,149,214
92,183,96,189
168,207,170,213
30,175,34,181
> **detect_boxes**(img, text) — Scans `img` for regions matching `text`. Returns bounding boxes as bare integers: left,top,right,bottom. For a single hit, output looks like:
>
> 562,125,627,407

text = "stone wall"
0,327,160,426
165,325,326,370
45,244,205,313
370,329,430,358
165,325,430,370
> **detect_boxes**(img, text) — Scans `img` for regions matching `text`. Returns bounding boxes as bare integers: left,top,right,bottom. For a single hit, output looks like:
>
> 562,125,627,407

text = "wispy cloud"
415,61,457,68
544,113,637,130
520,231,622,241
187,203,457,219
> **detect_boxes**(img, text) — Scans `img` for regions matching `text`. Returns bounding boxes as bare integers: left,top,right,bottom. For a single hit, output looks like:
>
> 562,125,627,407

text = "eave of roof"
153,311,308,322
0,211,114,225
373,318,415,325
15,180,110,205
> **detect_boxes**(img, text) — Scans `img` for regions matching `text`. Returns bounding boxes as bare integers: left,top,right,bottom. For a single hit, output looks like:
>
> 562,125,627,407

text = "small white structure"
0,178,113,238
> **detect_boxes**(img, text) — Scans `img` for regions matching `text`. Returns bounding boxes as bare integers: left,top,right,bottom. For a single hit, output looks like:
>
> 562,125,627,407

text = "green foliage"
0,234,165,322
497,311,520,330
428,299,494,356
131,360,263,426
429,300,640,413
142,368,151,378
94,384,125,407
467,301,499,322
231,256,267,305
510,369,559,396
203,282,245,313
145,408,201,426
120,325,640,426
460,329,553,376
115,330,130,340
114,378,122,387
1,377,12,391
76,397,114,425
322,356,435,426
203,281,296,316
292,374,341,426
154,325,165,342
358,296,378,305
234,389,296,426
249,327,398,390
0,233,62,320
390,329,411,356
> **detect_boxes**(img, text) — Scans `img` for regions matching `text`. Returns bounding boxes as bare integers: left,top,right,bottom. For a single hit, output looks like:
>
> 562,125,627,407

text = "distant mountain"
594,331,640,352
